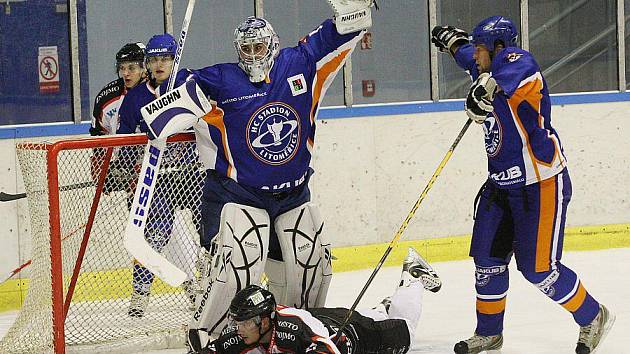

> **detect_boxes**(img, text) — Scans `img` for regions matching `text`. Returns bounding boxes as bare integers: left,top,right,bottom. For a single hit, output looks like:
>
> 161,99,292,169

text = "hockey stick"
334,118,473,342
0,181,95,202
123,0,196,287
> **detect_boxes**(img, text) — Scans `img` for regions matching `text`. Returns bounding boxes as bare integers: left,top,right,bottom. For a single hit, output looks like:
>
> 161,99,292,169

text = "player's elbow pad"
141,79,212,140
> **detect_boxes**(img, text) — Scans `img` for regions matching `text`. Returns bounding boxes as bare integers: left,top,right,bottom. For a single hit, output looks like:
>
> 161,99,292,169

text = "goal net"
0,133,204,353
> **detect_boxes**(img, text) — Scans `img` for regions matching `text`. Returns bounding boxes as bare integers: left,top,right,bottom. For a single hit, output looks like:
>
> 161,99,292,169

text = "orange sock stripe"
535,176,556,272
561,282,587,312
476,298,507,315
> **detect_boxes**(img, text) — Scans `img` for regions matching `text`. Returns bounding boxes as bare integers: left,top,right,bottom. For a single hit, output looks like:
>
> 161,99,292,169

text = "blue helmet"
471,16,518,52
145,33,177,58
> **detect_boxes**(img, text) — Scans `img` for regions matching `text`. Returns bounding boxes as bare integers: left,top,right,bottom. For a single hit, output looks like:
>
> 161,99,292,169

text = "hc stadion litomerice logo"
247,102,301,165
483,114,502,158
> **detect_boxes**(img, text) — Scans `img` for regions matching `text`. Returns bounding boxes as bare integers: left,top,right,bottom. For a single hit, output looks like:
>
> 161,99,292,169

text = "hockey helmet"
234,16,279,83
145,33,177,58
471,16,518,52
116,42,145,65
228,285,276,323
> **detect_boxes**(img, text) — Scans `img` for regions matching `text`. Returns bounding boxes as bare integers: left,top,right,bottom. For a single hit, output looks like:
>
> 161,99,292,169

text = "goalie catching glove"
465,73,497,124
141,79,212,140
431,25,469,54
329,0,377,34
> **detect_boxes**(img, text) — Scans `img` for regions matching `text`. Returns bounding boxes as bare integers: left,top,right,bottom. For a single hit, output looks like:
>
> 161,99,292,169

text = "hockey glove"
431,25,469,54
465,73,497,124
329,0,377,35
141,79,211,140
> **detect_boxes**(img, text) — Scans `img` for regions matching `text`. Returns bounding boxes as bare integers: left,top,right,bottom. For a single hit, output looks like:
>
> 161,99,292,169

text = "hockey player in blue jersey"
117,33,202,318
432,16,614,354
133,1,377,350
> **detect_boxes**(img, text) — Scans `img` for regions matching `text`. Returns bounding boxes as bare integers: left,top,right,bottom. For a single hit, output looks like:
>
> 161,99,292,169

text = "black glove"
431,25,469,53
465,73,497,123
103,159,133,193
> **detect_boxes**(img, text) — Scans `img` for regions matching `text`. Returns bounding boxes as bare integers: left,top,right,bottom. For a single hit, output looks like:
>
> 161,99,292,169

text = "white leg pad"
189,202,270,335
270,202,331,308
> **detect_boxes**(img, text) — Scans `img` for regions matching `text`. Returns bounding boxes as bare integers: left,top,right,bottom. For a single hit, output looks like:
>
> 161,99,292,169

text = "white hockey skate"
453,333,503,354
128,290,150,318
182,279,200,311
400,247,442,292
575,304,615,354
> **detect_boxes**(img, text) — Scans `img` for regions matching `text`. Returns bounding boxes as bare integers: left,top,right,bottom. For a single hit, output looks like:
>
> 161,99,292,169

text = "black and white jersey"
204,306,410,354
205,305,340,354
91,78,128,136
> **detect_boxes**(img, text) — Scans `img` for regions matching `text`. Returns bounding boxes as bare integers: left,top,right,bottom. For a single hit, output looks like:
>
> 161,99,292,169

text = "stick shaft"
334,118,473,341
0,181,94,202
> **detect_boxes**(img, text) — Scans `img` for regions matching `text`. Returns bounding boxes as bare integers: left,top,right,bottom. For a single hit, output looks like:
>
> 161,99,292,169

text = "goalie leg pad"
269,202,331,309
189,202,270,337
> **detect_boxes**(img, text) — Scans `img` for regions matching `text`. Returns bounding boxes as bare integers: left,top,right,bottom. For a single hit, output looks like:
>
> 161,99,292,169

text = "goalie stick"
334,118,473,343
123,0,196,287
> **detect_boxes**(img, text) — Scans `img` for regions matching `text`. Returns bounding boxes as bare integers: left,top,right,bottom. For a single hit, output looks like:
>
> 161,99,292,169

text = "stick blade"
0,192,26,202
124,223,188,287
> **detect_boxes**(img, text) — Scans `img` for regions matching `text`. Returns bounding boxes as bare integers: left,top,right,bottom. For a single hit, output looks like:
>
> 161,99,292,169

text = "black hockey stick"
0,181,95,202
333,118,473,343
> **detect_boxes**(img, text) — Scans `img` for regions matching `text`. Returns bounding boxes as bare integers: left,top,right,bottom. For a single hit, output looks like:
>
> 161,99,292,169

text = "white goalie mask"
234,17,279,83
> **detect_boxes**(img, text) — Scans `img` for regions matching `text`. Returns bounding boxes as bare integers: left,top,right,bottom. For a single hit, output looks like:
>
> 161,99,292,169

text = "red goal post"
0,133,203,353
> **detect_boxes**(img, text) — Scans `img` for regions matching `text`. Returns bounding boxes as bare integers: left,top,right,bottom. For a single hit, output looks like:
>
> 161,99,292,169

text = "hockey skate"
575,304,615,354
128,290,150,318
453,333,503,353
400,247,442,292
372,296,392,314
182,279,199,311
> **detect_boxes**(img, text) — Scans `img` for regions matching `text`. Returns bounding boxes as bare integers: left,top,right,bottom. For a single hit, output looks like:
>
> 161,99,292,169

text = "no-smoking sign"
38,46,60,94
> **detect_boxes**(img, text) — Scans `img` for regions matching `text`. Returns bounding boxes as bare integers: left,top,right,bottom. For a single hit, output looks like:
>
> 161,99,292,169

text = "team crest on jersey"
247,102,301,165
483,114,502,157
287,74,307,96
507,52,523,62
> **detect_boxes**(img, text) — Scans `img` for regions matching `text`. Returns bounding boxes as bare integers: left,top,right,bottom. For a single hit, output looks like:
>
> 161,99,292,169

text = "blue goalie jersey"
171,19,363,191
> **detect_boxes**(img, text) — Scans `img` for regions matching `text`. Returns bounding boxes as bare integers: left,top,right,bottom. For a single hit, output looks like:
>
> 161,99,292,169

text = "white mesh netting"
1,134,204,353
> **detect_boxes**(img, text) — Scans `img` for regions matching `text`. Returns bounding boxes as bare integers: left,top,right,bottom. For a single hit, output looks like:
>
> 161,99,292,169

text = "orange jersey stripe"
309,49,352,125
201,105,232,177
508,79,543,180
535,176,556,272
508,78,560,171
562,282,587,312
476,298,507,315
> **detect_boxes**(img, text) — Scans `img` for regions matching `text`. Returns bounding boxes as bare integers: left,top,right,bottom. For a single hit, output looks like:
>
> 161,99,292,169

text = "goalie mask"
234,17,279,83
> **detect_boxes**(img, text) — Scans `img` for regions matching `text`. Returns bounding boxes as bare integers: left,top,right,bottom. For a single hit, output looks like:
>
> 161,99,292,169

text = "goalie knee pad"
268,202,331,309
189,203,270,339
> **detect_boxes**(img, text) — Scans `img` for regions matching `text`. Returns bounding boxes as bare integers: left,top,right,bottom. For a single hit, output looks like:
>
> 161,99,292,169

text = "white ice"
1,248,627,353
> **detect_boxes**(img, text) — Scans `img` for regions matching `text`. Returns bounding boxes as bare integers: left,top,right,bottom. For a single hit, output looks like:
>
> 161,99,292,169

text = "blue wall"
0,0,89,125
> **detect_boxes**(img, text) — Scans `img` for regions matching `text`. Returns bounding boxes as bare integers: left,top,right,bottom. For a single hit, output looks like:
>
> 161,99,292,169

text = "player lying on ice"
133,0,378,350
198,247,441,354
